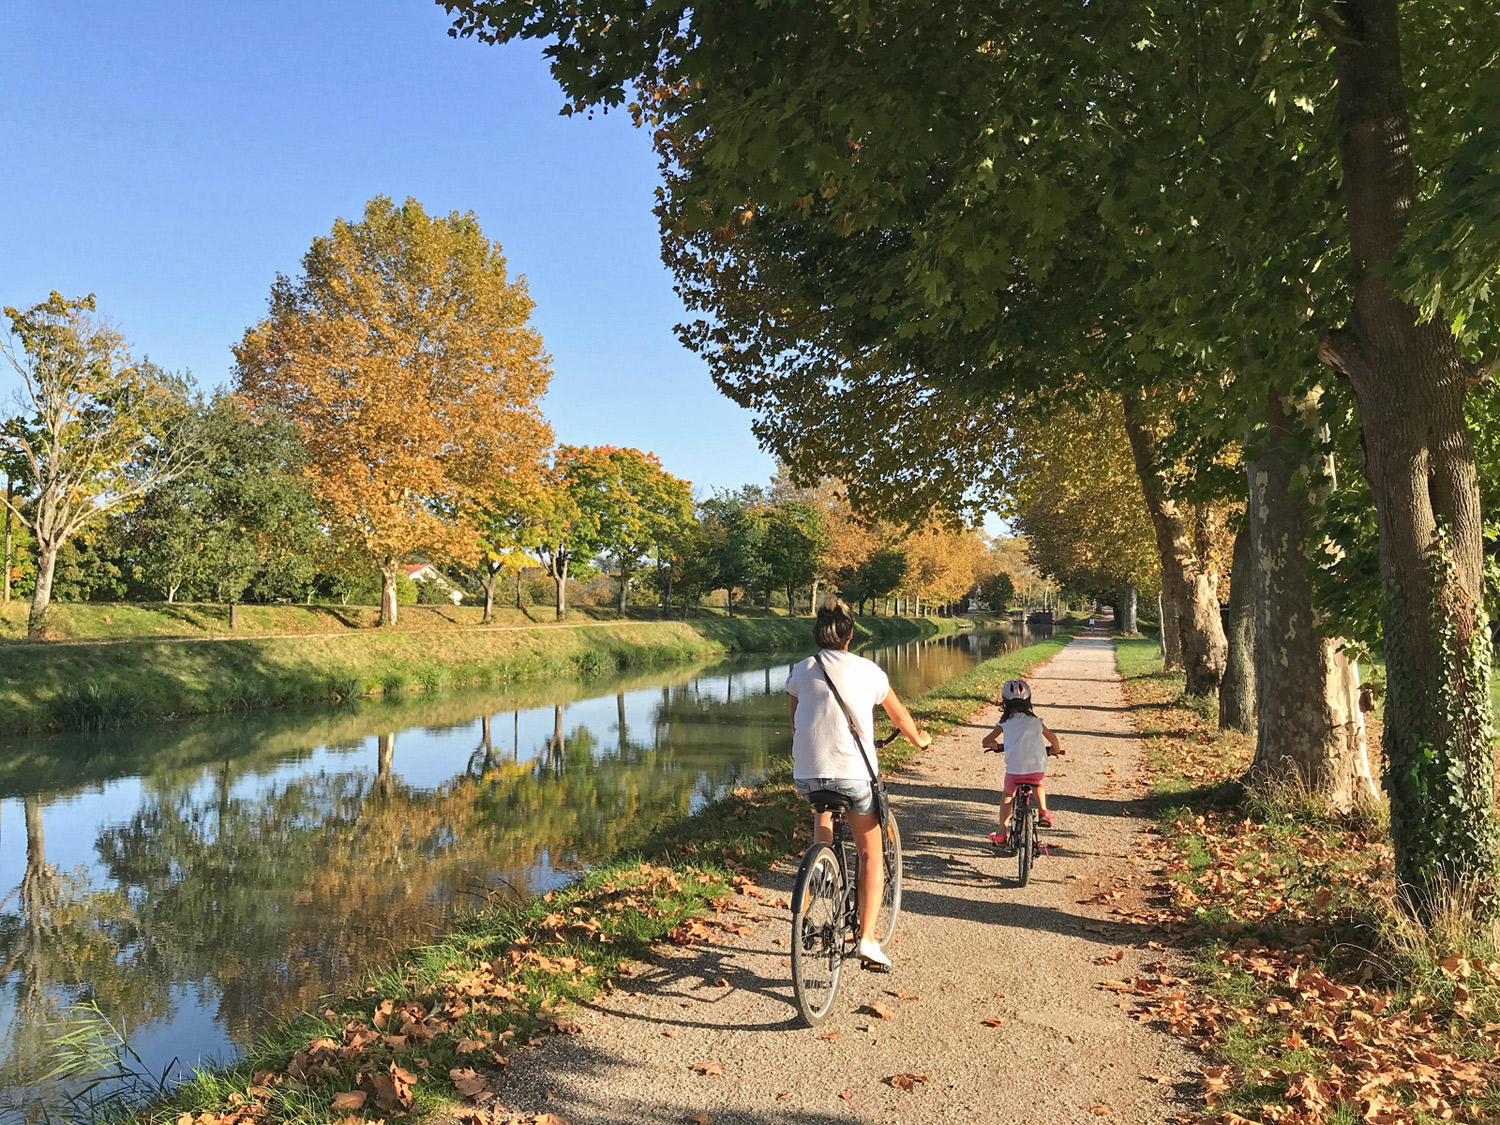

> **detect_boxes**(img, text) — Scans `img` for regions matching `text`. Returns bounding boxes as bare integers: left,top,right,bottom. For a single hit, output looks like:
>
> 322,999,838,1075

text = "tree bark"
2,477,12,605
27,540,58,640
1122,398,1226,694
1117,583,1138,634
229,602,239,629
550,549,569,620
810,577,819,615
617,566,631,615
1319,0,1494,905
481,562,500,624
379,560,399,627
1219,523,1255,733
1244,391,1378,808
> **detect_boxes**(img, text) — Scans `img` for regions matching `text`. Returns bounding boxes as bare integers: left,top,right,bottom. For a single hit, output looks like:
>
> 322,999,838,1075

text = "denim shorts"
794,776,875,815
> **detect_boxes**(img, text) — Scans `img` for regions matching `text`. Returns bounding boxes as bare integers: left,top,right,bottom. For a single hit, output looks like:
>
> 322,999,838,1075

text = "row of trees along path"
441,630,1195,1125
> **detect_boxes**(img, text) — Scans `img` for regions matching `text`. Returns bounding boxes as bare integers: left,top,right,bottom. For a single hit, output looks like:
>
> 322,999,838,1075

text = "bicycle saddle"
805,790,856,813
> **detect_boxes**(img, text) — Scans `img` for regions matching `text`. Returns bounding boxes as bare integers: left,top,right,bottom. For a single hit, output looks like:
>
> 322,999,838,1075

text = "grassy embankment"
0,612,964,736
1114,636,1499,1124
103,626,1079,1125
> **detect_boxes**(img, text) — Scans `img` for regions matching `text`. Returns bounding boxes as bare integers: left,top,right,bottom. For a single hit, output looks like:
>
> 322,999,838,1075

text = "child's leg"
997,791,1015,832
1035,783,1048,814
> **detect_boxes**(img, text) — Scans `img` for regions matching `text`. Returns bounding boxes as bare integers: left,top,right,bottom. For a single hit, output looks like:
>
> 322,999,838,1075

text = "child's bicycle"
789,788,902,1026
998,782,1048,886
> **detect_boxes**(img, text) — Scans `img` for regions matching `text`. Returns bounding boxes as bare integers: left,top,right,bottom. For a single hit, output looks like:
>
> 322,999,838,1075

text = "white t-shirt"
998,712,1049,775
785,649,890,780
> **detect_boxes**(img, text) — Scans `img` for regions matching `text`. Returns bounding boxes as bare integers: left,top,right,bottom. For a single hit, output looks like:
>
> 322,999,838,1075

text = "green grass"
0,612,962,735
98,618,1079,1125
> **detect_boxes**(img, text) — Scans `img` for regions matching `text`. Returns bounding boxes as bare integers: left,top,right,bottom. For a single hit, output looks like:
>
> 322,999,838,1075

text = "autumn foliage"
233,196,552,625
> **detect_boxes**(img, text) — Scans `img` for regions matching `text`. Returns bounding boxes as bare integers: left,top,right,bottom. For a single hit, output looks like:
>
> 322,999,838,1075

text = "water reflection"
0,625,1045,1114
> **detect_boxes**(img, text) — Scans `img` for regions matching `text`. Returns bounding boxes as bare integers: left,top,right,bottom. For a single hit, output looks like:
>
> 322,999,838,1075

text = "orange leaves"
329,1091,367,1111
690,1061,723,1076
233,195,554,599
449,1067,494,1101
860,1001,895,1020
888,1073,929,1092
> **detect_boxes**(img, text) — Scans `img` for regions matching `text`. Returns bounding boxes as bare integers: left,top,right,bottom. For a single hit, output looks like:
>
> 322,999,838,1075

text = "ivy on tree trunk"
1320,0,1495,912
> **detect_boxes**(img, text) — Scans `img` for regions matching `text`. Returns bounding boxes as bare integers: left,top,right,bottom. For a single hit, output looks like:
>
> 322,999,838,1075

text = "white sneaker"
856,938,891,968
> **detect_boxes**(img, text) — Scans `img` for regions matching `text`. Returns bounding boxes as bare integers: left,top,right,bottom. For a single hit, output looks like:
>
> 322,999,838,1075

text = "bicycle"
1005,782,1047,886
789,775,903,1027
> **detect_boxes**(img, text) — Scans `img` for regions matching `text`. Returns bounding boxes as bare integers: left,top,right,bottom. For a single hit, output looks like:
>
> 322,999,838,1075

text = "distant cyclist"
982,678,1064,848
786,597,931,968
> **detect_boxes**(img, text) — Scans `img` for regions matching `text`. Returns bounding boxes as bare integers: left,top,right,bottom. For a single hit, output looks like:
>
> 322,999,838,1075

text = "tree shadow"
495,1039,861,1124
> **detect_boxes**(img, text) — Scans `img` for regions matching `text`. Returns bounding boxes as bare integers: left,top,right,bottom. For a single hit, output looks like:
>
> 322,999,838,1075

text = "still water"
0,625,1048,1114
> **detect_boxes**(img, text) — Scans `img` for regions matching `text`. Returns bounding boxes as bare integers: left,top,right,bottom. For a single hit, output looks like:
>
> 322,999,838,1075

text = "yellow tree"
1005,397,1161,631
233,197,552,625
900,523,990,613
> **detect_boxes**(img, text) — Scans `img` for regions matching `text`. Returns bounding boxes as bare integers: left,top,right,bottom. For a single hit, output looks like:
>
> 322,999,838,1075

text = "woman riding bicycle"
786,598,931,968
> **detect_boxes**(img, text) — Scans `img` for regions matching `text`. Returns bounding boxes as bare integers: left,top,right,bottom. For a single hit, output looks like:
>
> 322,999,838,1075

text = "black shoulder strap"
814,650,880,782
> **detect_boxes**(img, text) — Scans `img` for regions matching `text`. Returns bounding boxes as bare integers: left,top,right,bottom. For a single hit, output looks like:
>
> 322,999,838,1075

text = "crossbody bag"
813,650,892,829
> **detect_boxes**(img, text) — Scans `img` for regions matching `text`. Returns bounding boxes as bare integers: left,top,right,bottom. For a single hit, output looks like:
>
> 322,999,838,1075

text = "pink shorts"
1003,772,1046,795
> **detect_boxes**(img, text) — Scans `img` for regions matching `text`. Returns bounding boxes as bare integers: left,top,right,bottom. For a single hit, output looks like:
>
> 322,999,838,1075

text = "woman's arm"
789,697,798,734
881,688,932,749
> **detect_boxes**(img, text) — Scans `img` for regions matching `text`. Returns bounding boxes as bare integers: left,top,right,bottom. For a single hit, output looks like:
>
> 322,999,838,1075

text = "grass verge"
1114,636,1500,1125
94,627,1077,1125
0,613,960,736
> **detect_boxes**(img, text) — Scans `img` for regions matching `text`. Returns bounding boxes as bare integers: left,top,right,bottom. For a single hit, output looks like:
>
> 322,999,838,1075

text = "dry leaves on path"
888,1074,930,1092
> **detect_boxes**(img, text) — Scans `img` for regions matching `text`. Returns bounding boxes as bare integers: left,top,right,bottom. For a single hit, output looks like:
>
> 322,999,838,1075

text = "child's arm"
1042,724,1065,756
981,725,1004,752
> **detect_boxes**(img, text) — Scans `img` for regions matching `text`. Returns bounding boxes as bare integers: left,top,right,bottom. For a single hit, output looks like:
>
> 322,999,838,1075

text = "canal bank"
0,612,963,735
5,621,1074,1122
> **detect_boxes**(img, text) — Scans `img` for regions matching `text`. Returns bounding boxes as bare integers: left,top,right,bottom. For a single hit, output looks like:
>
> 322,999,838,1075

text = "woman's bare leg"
847,808,884,942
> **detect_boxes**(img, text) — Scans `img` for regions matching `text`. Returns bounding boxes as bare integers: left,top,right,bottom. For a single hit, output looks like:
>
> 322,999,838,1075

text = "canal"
0,623,1052,1117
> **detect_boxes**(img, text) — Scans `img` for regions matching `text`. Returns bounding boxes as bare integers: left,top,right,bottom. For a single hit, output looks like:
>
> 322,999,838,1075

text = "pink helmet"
1001,679,1031,702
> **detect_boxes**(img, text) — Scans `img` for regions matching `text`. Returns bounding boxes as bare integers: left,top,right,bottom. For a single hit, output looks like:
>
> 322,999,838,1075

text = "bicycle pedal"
859,960,892,974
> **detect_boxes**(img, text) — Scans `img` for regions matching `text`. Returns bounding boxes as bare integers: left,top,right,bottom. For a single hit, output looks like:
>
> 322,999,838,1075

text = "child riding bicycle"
981,679,1064,848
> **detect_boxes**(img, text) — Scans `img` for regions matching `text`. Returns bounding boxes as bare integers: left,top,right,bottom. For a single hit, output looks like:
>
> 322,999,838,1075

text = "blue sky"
0,0,776,495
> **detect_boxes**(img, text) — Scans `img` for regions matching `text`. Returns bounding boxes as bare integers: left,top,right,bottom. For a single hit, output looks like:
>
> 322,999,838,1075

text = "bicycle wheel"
1016,805,1035,887
791,843,846,1026
872,814,903,945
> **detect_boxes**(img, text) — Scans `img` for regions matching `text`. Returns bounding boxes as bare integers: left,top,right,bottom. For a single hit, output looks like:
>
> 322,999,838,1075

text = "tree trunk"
810,577,819,615
553,552,569,620
379,560,399,627
1219,523,1255,733
481,563,499,624
229,602,239,629
1122,398,1226,694
1244,390,1379,808
618,567,630,615
2,478,12,604
1118,583,1138,634
166,582,179,604
27,540,58,640
1318,0,1494,906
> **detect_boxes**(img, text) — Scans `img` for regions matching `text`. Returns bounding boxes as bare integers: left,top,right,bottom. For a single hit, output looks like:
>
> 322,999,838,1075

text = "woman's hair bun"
814,596,856,648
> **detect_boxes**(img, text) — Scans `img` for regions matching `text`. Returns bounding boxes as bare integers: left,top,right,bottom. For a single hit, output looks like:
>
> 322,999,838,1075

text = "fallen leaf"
688,1115,711,1125
861,1002,895,1020
664,1028,678,1038
1089,1106,1111,1116
889,1073,929,1092
838,1091,853,1101
982,1018,1004,1027
329,1091,367,1111
691,1062,723,1076
815,1031,841,1042
448,1068,492,1101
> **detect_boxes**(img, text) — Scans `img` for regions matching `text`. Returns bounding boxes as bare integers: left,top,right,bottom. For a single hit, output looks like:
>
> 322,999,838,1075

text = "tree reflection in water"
0,629,1017,1115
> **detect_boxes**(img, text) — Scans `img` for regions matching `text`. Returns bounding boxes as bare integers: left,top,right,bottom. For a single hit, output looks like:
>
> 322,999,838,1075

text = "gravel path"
487,632,1196,1124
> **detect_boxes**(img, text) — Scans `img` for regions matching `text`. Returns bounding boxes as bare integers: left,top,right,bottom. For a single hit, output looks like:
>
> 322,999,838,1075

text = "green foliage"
51,530,126,603
840,546,906,610
981,571,1015,611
